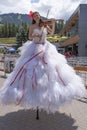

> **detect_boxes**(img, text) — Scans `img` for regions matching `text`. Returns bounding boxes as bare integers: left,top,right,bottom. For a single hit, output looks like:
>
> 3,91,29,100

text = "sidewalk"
0,71,87,130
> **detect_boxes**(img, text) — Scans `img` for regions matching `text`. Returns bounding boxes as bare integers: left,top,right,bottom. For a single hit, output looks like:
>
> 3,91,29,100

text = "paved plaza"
0,71,87,130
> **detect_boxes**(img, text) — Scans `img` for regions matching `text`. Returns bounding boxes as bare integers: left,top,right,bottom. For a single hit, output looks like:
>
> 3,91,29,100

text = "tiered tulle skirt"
0,40,85,113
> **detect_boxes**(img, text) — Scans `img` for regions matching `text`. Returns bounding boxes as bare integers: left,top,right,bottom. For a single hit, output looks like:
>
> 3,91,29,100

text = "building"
58,4,87,56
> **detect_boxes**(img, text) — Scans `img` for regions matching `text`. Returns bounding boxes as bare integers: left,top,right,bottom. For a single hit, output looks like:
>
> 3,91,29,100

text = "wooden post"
36,106,39,120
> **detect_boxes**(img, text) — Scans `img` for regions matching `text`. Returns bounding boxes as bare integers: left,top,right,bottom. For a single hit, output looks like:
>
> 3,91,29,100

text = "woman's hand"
33,34,42,38
32,33,42,43
49,18,56,24
46,18,56,35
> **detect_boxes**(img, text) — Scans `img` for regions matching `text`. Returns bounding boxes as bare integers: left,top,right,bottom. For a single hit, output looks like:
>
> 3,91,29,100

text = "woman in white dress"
0,11,85,119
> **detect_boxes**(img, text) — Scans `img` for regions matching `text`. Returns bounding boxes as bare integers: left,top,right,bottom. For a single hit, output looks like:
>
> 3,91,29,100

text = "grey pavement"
0,71,87,130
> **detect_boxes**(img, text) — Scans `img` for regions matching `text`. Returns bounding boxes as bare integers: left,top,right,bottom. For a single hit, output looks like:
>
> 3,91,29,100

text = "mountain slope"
0,13,32,25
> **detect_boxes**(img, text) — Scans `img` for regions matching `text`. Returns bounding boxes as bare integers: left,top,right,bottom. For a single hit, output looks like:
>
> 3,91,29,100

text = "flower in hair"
29,11,34,19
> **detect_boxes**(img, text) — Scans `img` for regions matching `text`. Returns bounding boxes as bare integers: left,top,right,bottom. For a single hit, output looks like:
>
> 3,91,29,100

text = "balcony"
60,35,79,46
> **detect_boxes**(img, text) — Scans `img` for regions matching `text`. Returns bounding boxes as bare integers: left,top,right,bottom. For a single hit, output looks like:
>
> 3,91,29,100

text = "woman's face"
33,12,40,22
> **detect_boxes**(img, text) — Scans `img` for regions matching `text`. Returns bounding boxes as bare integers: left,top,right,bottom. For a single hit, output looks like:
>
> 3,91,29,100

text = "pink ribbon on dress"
31,63,38,89
10,50,49,105
10,50,44,105
10,50,43,86
31,56,48,90
16,69,26,105
36,42,45,45
56,66,66,86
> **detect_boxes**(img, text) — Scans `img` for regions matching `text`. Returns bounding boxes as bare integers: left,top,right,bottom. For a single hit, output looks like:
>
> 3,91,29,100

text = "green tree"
8,23,11,37
0,26,4,37
16,26,28,47
55,20,64,34
11,23,16,37
4,22,9,37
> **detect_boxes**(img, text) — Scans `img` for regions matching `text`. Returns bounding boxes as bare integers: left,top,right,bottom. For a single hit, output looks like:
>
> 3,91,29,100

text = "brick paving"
0,71,87,130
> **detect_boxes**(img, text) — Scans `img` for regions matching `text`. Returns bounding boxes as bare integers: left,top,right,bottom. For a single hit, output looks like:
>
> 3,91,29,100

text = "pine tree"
16,25,28,47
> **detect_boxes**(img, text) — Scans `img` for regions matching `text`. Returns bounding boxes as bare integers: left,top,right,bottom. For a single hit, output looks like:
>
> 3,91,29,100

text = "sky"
0,0,87,21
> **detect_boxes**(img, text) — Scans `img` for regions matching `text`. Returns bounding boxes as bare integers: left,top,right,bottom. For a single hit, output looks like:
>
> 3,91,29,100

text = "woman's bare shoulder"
30,24,35,29
29,24,33,29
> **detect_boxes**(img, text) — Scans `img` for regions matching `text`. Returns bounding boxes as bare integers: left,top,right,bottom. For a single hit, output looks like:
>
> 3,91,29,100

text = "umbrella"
8,48,16,52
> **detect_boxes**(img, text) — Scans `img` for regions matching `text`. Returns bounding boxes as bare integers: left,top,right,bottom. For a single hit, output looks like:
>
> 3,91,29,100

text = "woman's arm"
29,25,34,40
46,19,56,36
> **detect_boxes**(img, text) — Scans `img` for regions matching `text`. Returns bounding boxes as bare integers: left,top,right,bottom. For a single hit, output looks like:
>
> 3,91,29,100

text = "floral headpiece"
29,11,34,19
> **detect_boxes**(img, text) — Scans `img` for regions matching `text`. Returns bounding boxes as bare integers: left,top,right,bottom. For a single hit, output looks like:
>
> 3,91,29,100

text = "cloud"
0,0,20,6
0,0,87,21
31,0,40,3
0,0,31,14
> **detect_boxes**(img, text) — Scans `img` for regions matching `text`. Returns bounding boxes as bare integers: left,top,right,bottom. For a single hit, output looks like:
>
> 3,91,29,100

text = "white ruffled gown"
0,28,85,113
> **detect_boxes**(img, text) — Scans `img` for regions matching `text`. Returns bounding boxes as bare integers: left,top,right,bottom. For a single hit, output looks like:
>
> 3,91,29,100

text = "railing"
0,53,19,77
67,57,87,66
74,66,87,88
67,57,87,88
0,59,15,78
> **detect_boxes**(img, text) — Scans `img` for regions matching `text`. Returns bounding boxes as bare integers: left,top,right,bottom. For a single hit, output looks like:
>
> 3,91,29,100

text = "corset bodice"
32,28,47,43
